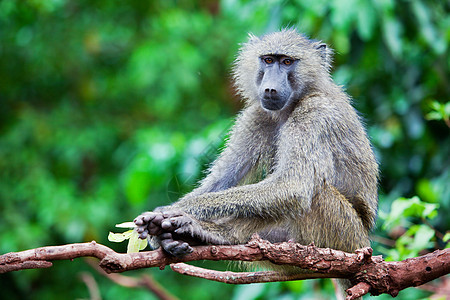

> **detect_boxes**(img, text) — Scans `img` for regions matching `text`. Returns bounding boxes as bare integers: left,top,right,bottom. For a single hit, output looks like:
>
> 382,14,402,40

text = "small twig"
331,278,345,300
346,282,371,300
370,235,396,247
422,218,446,241
86,259,178,300
170,262,331,284
79,272,101,300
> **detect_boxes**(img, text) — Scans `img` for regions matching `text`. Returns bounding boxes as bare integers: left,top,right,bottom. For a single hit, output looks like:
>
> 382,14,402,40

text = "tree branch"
1,237,449,300
170,262,331,284
85,259,178,300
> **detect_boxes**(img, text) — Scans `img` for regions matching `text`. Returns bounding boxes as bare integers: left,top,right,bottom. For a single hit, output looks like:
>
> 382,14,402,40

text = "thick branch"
0,238,449,299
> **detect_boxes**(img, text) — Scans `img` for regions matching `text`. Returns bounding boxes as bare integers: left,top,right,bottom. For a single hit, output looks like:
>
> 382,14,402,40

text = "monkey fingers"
160,213,207,243
158,232,193,257
158,211,195,234
134,211,165,239
134,211,162,225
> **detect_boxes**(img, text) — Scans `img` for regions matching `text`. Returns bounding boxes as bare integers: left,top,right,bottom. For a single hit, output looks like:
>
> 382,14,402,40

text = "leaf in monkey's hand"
108,230,134,243
115,222,137,228
108,222,148,253
127,230,149,253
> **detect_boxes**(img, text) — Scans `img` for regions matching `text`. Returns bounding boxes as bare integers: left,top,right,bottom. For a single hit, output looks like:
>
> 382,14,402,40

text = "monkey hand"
134,211,165,238
134,210,201,257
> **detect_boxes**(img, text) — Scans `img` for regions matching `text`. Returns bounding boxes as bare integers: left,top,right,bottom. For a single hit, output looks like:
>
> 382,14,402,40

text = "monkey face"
233,29,333,113
257,55,298,111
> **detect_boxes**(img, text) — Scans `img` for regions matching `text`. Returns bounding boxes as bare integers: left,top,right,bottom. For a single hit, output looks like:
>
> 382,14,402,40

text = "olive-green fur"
145,29,378,298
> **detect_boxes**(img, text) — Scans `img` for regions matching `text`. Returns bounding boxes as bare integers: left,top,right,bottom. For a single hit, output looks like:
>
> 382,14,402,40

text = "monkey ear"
316,43,328,60
315,42,333,65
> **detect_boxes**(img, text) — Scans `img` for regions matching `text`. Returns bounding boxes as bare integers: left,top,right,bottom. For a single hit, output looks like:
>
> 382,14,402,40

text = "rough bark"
1,237,448,299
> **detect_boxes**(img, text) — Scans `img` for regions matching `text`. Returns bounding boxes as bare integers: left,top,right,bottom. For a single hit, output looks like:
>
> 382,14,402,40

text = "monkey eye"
263,57,274,64
283,58,293,65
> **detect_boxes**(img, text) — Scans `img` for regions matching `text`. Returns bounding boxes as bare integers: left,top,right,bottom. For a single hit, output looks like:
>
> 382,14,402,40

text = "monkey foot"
158,232,194,257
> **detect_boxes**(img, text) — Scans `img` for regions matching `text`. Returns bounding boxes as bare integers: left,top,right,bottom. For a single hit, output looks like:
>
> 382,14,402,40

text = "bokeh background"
0,0,448,299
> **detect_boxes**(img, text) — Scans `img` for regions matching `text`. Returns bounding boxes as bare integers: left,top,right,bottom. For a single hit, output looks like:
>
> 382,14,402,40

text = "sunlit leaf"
425,101,450,122
409,225,435,252
382,196,439,230
108,230,134,243
115,222,136,228
443,232,450,243
127,230,148,253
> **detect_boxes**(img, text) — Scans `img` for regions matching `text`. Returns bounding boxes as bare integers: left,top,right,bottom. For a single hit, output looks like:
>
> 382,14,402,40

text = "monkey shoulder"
287,94,356,130
284,93,374,161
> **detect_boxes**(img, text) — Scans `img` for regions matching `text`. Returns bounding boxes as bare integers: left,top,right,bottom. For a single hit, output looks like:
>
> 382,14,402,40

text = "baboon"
134,29,378,294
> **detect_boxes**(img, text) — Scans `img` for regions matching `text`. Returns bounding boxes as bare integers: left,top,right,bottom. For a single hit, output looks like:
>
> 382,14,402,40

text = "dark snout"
259,68,292,111
264,88,278,99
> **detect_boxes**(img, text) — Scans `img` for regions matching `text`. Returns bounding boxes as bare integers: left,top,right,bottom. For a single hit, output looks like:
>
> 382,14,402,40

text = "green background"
1,0,448,299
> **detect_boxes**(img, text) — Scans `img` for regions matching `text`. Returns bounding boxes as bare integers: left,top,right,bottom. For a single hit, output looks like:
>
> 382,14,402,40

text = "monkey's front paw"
134,211,165,239
158,232,193,257
160,211,200,237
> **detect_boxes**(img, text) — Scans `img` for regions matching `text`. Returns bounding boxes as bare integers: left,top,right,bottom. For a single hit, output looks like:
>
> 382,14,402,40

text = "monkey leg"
294,184,370,252
294,184,369,299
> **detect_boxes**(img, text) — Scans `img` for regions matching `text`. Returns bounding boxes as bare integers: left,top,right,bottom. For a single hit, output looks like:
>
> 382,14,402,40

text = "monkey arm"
188,104,278,196
138,115,332,255
173,101,337,220
173,171,313,220
172,109,334,221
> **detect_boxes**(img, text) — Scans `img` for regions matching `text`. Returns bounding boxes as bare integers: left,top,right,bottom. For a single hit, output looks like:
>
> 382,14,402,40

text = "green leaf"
391,224,435,260
127,230,148,253
416,179,439,203
108,230,133,243
115,222,136,228
443,232,450,243
382,196,439,230
425,101,450,122
409,225,435,252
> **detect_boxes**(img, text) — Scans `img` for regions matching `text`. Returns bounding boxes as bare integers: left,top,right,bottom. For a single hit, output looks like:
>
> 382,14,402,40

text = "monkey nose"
264,88,277,97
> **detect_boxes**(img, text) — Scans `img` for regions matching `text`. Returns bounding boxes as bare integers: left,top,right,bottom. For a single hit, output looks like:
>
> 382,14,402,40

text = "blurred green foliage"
0,0,448,299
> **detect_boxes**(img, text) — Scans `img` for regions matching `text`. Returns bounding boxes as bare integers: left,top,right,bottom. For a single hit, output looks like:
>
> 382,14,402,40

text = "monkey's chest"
238,152,275,186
